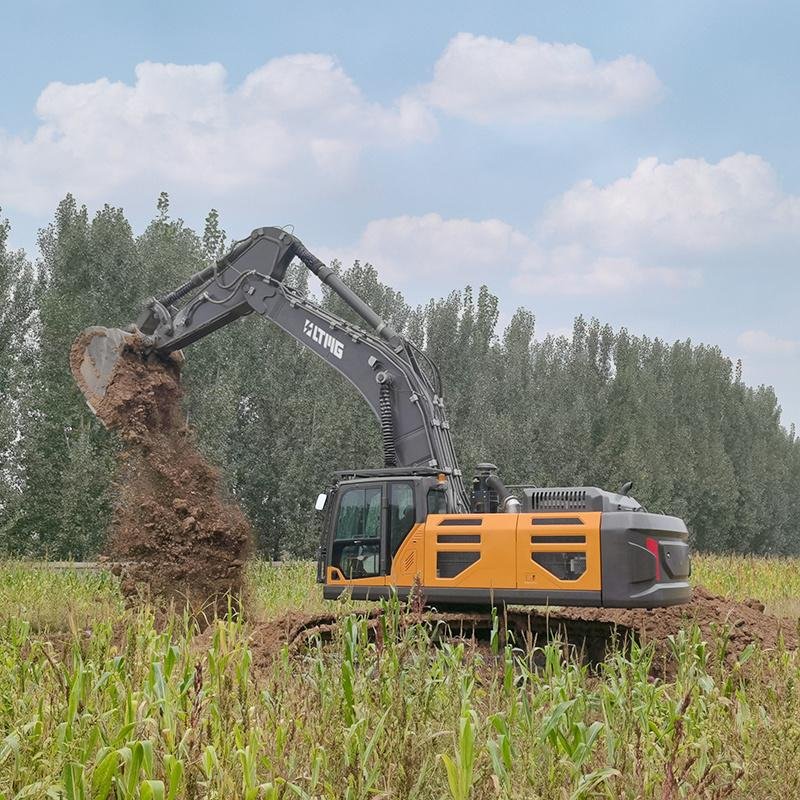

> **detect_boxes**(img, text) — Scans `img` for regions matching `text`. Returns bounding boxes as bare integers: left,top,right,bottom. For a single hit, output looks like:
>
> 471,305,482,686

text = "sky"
2,1,799,427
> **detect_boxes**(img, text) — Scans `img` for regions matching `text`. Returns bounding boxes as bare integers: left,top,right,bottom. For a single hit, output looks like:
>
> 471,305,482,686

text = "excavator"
73,226,691,615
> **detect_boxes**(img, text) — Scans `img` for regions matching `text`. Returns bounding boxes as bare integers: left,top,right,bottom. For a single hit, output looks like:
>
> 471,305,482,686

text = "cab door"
386,481,423,588
327,482,386,588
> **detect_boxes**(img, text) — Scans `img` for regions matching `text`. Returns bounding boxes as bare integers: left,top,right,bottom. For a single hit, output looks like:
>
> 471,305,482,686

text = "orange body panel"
422,514,518,590
326,512,603,594
516,512,602,592
390,522,425,585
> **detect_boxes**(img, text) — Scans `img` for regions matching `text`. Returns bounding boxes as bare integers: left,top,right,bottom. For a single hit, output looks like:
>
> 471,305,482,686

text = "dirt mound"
556,585,798,671
70,333,252,615
245,611,362,673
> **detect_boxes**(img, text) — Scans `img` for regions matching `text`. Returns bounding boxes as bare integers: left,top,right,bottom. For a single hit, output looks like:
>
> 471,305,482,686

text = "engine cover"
519,486,644,514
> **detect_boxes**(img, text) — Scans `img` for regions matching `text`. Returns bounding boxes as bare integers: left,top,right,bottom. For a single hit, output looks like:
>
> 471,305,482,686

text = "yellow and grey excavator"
74,227,691,610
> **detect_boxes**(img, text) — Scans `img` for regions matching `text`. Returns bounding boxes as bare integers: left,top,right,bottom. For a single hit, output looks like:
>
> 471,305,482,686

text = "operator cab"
316,468,448,583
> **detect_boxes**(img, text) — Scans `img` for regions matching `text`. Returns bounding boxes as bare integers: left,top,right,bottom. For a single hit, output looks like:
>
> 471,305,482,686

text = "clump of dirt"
556,585,798,673
70,333,252,616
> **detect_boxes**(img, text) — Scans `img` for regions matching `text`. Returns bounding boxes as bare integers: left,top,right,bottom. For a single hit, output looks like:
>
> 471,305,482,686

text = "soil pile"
71,333,252,615
246,611,361,673
556,585,798,671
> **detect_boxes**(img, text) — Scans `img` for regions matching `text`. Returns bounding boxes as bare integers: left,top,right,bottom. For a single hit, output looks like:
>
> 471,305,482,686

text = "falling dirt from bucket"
70,333,252,616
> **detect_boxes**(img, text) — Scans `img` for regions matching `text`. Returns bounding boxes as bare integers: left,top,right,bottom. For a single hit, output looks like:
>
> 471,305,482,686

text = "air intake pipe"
471,463,522,513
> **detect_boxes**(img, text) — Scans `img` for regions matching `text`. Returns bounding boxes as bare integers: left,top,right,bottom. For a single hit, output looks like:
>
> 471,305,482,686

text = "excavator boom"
73,227,469,511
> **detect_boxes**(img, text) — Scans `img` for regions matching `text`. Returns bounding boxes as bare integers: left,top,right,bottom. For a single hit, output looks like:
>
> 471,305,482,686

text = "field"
0,557,799,799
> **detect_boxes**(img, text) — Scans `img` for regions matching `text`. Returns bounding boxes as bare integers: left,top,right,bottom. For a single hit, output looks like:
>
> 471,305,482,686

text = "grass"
691,554,800,617
0,555,797,798
246,561,325,618
0,562,123,631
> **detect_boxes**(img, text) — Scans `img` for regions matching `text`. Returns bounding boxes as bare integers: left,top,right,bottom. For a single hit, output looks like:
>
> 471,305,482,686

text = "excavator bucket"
70,326,135,419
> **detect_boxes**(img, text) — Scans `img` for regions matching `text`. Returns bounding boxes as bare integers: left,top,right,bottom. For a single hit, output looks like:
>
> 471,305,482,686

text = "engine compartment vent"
532,551,587,581
437,551,480,578
528,489,587,511
519,486,644,513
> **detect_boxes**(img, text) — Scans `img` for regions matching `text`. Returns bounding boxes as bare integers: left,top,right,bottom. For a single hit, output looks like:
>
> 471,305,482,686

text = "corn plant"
0,560,797,798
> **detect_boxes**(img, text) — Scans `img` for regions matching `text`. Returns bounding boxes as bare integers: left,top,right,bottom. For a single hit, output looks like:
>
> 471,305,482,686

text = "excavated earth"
556,585,798,673
70,334,252,616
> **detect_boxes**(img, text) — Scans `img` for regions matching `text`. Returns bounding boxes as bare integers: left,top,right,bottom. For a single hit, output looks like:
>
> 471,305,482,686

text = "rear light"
645,537,661,581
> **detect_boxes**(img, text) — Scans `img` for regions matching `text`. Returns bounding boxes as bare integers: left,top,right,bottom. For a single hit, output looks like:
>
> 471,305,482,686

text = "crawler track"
254,608,636,667
249,585,798,678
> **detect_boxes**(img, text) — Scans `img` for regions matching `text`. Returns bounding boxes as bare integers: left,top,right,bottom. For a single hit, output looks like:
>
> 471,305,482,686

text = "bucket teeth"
70,327,135,419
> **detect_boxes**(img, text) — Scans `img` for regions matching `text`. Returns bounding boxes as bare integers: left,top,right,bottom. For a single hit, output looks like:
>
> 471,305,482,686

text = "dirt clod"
70,334,252,615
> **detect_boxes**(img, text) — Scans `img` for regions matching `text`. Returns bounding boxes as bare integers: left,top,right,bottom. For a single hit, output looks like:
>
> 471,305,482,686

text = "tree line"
1,195,799,558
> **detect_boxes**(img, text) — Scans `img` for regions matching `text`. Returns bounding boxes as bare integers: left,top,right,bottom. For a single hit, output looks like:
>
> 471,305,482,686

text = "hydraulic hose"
485,473,522,513
379,382,398,467
157,234,259,308
158,264,217,307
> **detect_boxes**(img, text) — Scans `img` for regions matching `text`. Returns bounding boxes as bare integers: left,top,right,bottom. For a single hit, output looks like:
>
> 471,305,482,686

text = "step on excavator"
73,227,691,623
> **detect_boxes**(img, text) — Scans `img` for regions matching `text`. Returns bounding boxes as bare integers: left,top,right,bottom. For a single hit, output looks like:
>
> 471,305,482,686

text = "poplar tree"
6,198,800,557
0,213,36,534
11,198,142,556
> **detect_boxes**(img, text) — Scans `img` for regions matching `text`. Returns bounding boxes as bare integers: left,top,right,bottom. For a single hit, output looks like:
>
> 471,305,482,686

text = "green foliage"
3,197,800,558
0,210,36,534
7,198,145,555
0,570,798,799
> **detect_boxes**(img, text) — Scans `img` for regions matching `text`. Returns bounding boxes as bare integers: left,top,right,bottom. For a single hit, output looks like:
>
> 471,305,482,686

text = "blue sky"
3,1,799,426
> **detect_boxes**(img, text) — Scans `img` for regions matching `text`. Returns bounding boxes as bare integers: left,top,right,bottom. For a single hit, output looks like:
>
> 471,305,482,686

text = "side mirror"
315,493,328,511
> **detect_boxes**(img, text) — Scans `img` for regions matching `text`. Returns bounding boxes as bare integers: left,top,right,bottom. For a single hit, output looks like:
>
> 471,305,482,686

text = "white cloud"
513,246,699,296
0,56,436,214
319,153,797,300
540,153,800,252
319,213,538,283
424,33,662,123
737,330,800,357
321,213,699,296
0,34,662,219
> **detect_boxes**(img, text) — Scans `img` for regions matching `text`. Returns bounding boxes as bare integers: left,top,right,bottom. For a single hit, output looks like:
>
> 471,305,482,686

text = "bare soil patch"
556,585,798,672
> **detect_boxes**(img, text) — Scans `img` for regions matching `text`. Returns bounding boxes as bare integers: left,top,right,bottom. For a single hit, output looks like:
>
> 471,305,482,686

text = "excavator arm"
74,227,469,512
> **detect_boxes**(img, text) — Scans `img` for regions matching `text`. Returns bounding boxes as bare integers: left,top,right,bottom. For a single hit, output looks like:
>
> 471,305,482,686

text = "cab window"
332,485,382,579
389,482,416,557
427,487,448,515
335,486,381,540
